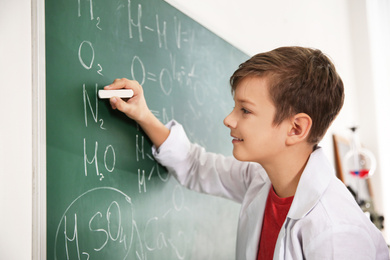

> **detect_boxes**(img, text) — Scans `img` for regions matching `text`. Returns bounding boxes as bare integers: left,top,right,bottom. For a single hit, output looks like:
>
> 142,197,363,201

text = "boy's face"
224,76,290,165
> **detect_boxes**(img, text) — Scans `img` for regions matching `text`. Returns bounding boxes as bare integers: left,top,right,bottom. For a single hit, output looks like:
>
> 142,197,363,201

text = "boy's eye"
241,108,250,114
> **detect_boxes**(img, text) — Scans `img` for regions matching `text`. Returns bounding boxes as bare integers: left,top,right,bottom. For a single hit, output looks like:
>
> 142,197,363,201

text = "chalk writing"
131,56,146,86
97,63,103,75
159,68,173,95
127,0,143,41
78,0,94,20
155,14,167,49
138,169,146,193
78,41,104,75
104,145,115,173
83,138,116,180
55,188,134,260
64,214,81,259
142,184,190,259
83,84,105,129
130,55,174,96
148,161,169,182
162,106,174,124
48,0,242,259
96,17,102,30
78,41,94,70
135,134,144,162
131,220,146,260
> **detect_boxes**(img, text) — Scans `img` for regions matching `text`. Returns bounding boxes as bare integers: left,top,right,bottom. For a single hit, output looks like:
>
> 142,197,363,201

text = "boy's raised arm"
105,78,170,149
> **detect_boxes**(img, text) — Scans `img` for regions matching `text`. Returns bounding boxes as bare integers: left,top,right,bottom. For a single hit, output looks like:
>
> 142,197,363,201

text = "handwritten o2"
78,40,104,76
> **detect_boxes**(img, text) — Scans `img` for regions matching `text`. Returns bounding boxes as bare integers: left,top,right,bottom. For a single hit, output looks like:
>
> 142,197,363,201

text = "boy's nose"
224,111,236,128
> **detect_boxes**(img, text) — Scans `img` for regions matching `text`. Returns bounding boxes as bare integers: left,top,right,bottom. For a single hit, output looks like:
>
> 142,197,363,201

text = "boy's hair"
230,46,344,144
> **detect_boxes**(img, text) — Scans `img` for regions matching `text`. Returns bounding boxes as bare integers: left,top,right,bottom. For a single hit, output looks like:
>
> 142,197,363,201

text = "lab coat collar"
287,147,334,220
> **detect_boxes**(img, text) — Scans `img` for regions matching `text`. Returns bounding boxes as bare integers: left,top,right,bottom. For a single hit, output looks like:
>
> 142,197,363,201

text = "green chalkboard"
46,0,248,259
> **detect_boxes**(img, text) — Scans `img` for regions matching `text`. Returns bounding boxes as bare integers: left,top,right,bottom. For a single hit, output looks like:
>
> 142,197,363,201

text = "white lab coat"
152,121,389,260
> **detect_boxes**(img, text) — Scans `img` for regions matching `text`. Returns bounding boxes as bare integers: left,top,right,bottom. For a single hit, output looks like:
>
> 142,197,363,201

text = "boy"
105,47,389,259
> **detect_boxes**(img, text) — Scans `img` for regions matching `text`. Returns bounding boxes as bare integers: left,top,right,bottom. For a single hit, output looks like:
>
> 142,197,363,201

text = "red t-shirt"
257,187,294,260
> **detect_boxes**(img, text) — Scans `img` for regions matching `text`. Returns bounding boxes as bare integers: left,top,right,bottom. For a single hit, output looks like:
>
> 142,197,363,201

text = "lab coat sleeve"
152,120,263,203
304,224,390,260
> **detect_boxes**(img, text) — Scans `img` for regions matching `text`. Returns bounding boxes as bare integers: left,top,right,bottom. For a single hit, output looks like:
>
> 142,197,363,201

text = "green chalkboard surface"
46,0,248,259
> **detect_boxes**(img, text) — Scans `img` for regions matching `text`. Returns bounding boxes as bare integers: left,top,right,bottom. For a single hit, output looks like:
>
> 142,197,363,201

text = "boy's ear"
286,113,312,145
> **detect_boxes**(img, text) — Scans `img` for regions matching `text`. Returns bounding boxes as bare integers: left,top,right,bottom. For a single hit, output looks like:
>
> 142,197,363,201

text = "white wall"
364,0,390,242
0,0,388,258
0,0,32,259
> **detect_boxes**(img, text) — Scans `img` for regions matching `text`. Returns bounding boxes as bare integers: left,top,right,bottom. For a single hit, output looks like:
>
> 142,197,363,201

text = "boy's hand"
104,78,151,124
105,78,170,148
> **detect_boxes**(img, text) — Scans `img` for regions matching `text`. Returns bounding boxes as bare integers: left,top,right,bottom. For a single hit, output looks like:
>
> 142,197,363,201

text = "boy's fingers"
105,78,138,90
105,81,123,90
109,97,119,109
110,96,129,113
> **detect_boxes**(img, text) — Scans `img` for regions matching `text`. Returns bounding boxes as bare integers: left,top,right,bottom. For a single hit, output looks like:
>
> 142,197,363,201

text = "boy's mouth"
231,135,244,143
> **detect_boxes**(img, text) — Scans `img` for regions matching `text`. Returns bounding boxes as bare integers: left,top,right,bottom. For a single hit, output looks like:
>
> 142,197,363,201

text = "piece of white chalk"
98,89,134,99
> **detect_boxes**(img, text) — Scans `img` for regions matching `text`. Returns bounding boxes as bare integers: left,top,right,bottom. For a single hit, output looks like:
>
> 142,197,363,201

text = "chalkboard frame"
32,0,47,259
